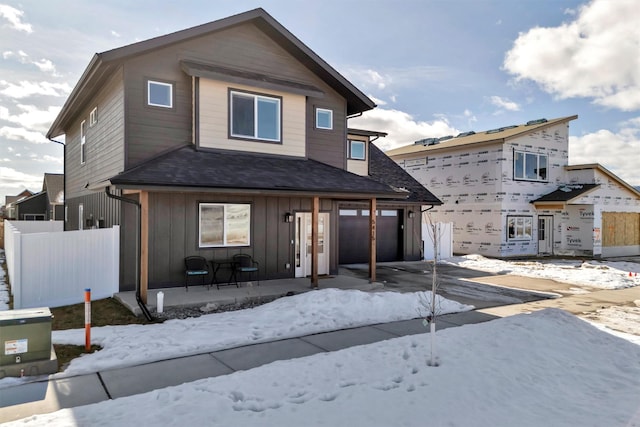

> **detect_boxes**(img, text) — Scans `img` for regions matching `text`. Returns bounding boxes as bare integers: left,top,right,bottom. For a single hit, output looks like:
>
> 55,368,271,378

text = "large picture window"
514,150,547,181
507,216,532,240
199,203,251,247
230,90,281,142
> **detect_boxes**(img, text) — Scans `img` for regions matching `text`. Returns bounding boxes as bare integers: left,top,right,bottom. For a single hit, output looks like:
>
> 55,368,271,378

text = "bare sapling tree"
419,211,445,367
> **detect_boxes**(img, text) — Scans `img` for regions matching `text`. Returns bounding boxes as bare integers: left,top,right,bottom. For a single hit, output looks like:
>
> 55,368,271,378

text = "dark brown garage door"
339,209,401,264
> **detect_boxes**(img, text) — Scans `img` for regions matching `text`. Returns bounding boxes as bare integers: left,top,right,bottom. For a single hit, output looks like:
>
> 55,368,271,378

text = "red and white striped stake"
84,288,91,351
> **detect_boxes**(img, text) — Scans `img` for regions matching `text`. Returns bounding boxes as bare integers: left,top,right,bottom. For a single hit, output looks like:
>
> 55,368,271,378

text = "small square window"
89,107,98,126
348,140,366,160
147,80,173,108
316,108,333,130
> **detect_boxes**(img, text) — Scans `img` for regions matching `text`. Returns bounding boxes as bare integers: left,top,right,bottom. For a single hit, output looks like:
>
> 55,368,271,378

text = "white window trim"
514,150,548,182
348,139,366,160
316,108,333,130
147,80,174,108
89,107,98,126
199,203,251,248
230,90,281,142
80,120,86,165
507,216,533,241
78,204,84,230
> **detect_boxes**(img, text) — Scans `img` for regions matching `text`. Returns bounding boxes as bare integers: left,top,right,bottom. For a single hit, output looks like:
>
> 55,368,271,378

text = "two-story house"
46,8,441,297
387,116,640,258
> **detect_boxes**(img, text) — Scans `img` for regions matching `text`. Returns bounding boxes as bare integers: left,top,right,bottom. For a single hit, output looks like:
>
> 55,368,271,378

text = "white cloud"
489,95,520,111
368,94,387,106
0,80,71,98
504,0,640,111
569,117,640,186
2,104,62,132
2,50,59,76
349,108,459,151
0,4,32,33
0,126,46,143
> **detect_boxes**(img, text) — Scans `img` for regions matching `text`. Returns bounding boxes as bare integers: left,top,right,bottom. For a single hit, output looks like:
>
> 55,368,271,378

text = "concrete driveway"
340,261,556,309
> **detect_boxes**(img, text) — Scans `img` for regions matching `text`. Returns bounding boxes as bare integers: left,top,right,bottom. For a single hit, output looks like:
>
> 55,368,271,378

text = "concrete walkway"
0,310,497,423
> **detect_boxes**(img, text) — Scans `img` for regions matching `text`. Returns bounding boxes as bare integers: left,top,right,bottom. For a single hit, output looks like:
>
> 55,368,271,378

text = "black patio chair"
232,254,260,286
184,256,210,291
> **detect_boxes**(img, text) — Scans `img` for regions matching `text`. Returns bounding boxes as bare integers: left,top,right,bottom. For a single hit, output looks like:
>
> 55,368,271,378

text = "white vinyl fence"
4,221,119,309
423,222,453,261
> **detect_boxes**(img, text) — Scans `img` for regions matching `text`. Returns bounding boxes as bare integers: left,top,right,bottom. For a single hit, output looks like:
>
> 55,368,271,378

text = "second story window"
316,108,333,130
348,139,366,160
89,107,98,126
514,150,547,182
80,120,86,164
147,80,173,108
230,90,281,142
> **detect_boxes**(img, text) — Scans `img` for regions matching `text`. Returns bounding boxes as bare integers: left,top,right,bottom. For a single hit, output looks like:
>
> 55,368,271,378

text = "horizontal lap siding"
199,80,306,156
66,70,125,200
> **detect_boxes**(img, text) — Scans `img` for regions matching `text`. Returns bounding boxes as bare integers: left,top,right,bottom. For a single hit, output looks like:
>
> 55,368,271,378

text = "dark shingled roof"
110,145,406,198
532,184,599,203
369,144,442,205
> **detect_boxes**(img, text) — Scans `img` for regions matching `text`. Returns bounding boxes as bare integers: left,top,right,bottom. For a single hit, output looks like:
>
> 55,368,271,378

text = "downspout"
105,187,153,321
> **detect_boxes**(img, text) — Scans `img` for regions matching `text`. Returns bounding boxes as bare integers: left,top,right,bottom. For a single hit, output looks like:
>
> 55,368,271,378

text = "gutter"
104,187,153,321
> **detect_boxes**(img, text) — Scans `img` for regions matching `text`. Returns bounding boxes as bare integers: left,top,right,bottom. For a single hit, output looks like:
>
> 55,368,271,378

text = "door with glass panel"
295,212,329,277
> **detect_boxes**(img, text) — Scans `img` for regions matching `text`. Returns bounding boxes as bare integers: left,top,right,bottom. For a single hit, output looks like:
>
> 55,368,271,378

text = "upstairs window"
80,120,86,164
147,80,173,108
348,139,366,160
230,90,281,142
316,108,333,130
514,150,547,181
89,107,98,126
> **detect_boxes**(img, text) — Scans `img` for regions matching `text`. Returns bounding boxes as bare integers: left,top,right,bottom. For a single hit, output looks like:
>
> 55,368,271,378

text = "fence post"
85,288,91,351
13,228,21,309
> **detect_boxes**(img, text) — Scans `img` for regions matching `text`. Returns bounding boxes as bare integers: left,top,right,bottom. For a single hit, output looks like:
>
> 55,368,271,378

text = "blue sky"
1,0,639,203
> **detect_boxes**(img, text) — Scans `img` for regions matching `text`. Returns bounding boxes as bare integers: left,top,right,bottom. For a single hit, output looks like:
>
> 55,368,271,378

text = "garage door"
339,209,401,264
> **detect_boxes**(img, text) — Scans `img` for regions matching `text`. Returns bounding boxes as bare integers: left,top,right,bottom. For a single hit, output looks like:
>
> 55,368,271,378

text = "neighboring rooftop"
386,115,578,157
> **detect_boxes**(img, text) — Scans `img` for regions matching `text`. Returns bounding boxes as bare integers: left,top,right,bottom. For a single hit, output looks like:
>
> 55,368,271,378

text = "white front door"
295,212,330,277
538,216,553,255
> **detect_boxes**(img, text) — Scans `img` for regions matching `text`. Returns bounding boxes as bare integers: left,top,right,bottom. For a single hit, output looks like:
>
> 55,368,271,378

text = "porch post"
369,197,377,282
311,196,319,288
140,191,149,304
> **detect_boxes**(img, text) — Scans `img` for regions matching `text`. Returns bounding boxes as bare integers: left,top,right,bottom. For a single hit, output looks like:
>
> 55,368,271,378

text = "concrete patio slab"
99,354,234,399
0,374,109,423
212,338,324,371
300,326,398,351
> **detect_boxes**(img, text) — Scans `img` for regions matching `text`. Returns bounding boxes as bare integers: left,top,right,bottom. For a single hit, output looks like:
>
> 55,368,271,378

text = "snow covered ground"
445,254,640,289
0,253,639,426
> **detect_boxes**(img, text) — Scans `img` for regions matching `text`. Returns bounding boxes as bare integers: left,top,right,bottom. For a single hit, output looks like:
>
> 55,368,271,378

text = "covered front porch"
115,272,383,317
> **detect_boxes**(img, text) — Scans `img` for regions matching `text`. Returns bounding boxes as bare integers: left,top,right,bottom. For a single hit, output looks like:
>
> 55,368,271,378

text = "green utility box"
0,307,52,366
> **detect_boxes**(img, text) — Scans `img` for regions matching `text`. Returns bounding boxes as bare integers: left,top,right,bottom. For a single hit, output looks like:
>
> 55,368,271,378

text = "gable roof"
369,144,442,205
565,163,640,198
531,184,600,204
107,146,406,199
43,173,64,204
47,8,374,138
386,115,578,157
